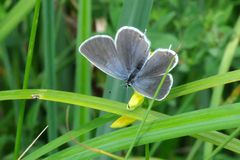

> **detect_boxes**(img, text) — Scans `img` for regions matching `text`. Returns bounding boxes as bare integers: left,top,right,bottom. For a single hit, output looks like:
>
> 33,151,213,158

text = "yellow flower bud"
110,92,144,128
110,116,136,128
127,91,144,111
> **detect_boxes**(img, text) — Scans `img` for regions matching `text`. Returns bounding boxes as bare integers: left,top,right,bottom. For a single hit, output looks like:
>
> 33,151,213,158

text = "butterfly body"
126,59,145,86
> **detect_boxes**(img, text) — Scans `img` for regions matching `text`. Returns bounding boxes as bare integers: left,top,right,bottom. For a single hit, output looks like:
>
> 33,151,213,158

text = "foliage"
0,0,239,159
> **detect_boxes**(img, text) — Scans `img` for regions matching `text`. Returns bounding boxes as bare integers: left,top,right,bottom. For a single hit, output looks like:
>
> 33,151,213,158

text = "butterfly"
79,26,178,101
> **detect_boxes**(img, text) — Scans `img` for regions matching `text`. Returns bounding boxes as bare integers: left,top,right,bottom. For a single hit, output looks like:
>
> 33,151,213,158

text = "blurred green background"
0,0,240,159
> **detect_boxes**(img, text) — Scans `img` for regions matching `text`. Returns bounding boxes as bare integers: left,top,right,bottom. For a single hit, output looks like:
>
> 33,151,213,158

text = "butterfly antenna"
168,44,172,50
144,28,147,35
175,43,182,53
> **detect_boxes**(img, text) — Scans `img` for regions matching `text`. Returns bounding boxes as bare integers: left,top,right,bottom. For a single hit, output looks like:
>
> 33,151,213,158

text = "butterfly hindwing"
132,74,173,100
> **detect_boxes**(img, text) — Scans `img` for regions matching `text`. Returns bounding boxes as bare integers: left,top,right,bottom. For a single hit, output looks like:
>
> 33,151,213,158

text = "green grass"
42,0,58,145
0,0,239,159
26,102,240,159
13,0,41,158
74,0,92,141
0,0,36,42
204,16,240,159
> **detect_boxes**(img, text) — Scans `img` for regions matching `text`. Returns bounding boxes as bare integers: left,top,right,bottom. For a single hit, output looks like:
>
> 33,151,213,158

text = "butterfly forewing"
79,35,128,80
132,74,173,100
115,26,150,75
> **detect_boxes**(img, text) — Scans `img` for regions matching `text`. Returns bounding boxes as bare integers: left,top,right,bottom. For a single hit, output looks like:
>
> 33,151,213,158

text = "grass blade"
0,0,36,42
23,114,117,160
42,0,58,142
0,88,240,156
164,69,240,101
44,102,240,159
0,70,239,116
186,140,202,160
204,16,240,159
0,46,19,109
40,0,59,147
206,126,240,160
74,0,92,141
13,0,41,158
119,0,153,31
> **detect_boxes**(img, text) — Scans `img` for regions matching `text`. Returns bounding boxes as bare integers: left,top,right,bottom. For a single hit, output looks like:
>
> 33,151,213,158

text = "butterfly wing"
79,35,128,80
132,74,173,101
115,26,150,75
137,48,178,78
132,49,178,100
